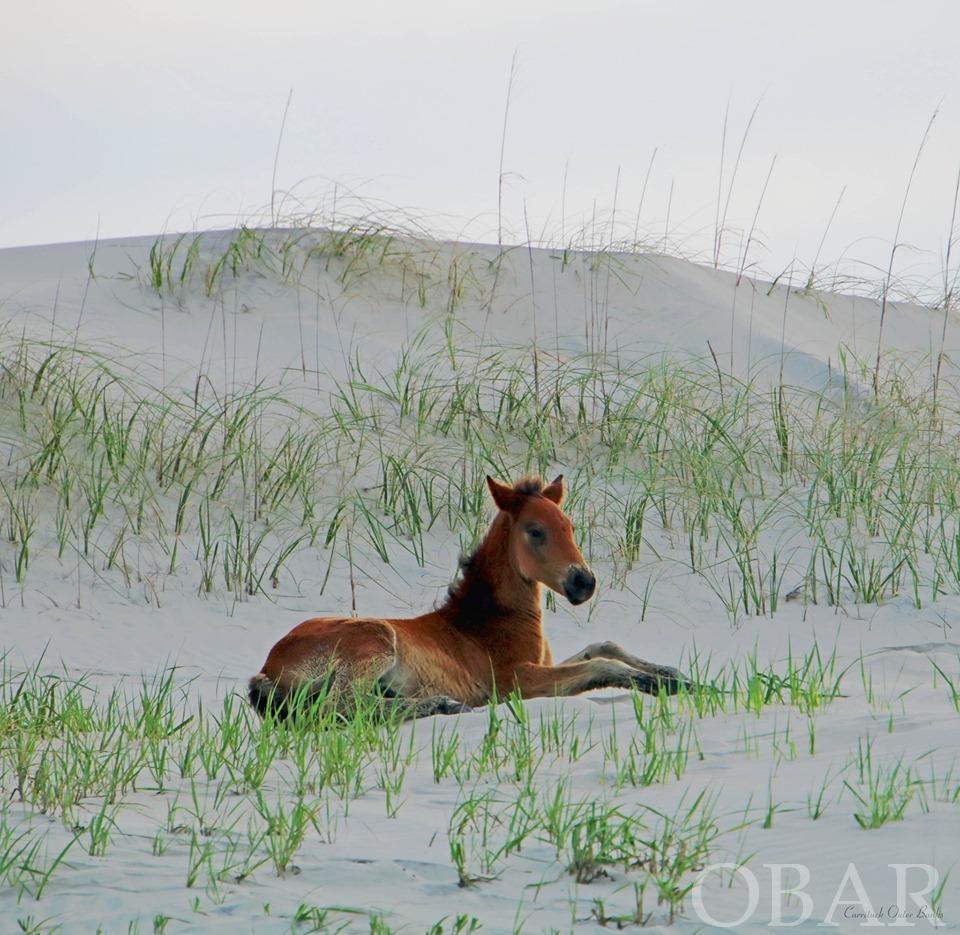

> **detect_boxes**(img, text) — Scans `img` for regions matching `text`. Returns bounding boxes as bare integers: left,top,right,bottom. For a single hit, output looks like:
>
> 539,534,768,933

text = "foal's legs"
513,657,685,699
558,641,687,689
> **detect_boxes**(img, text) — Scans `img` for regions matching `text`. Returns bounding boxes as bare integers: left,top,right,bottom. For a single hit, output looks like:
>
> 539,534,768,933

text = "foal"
249,475,686,718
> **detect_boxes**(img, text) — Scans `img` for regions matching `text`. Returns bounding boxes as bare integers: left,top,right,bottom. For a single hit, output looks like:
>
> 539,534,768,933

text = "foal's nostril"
564,566,596,604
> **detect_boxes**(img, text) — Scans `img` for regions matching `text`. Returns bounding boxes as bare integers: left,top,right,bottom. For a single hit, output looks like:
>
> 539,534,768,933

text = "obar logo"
692,863,946,928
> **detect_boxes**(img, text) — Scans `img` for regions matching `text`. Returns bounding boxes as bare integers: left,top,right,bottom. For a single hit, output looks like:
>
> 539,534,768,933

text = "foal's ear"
487,476,521,513
542,474,566,505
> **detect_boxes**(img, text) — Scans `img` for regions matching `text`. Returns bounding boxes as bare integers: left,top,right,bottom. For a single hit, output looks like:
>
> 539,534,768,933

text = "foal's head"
486,475,596,605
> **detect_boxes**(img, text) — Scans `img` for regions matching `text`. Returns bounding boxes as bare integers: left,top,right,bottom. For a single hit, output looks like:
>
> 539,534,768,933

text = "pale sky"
4,0,960,292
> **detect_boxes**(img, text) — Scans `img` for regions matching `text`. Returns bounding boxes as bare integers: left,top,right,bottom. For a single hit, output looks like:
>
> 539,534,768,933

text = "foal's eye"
527,526,545,542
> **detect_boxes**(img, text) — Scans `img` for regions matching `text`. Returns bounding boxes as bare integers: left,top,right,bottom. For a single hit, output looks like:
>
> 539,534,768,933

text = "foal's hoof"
435,697,473,715
631,665,690,696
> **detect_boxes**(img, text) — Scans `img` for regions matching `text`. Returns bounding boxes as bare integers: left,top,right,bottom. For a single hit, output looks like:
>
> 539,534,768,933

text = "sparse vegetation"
1,215,958,929
5,307,960,623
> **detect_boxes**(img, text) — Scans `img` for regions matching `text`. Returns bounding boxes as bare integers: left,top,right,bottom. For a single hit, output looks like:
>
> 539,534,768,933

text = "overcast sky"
4,1,960,290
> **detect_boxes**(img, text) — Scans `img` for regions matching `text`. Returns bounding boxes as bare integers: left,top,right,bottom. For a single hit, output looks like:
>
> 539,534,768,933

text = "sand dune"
0,230,957,932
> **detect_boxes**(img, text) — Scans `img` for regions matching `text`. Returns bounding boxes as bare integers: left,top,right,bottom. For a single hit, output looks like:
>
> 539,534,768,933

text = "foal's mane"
440,476,546,629
510,476,545,496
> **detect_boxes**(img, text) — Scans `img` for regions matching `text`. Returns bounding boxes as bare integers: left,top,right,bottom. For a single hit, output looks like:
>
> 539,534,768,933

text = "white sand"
0,231,958,932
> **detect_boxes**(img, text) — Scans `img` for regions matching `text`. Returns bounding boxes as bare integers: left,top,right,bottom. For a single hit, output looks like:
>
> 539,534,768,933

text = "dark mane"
446,550,476,599
439,475,547,629
512,476,544,495
443,475,544,603
442,551,507,631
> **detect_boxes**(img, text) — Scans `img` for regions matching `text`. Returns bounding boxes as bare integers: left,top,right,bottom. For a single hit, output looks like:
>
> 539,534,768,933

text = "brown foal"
249,475,686,718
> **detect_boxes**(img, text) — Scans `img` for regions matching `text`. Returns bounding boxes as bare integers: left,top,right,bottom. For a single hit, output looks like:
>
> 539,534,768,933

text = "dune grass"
0,649,953,928
3,309,960,623
2,222,960,928
0,649,858,925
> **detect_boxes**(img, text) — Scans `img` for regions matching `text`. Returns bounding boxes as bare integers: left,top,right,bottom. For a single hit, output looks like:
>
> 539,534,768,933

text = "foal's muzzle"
563,565,596,605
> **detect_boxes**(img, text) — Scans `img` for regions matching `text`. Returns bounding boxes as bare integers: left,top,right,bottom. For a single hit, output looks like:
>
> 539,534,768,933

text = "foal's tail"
248,672,286,718
248,670,342,719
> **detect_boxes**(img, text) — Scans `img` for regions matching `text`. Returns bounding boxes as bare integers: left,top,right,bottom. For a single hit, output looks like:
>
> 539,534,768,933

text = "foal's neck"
442,513,543,635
